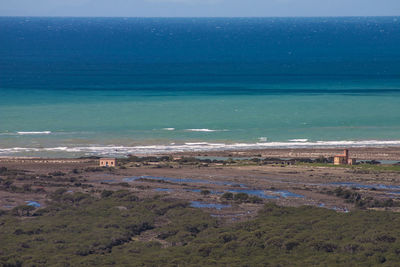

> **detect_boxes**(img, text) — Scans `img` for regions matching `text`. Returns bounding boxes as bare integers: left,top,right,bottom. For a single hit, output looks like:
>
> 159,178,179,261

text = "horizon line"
0,15,399,19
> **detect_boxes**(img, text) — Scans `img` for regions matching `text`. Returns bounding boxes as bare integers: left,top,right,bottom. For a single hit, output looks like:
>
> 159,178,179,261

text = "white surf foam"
185,129,228,132
17,131,52,135
0,132,14,136
162,128,175,131
184,142,211,145
289,139,308,142
1,140,400,157
258,137,268,142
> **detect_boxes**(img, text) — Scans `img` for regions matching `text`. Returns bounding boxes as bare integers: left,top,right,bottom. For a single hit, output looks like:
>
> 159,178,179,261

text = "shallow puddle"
125,176,303,200
25,201,41,208
190,201,231,210
155,188,173,192
123,176,247,187
185,188,202,193
228,189,279,199
273,190,304,198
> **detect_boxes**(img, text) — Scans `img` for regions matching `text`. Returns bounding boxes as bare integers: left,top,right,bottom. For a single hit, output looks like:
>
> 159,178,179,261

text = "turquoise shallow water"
0,17,400,157
1,88,400,157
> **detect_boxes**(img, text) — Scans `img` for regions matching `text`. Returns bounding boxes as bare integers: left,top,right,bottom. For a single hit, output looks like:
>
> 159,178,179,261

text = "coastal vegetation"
322,187,400,209
2,155,400,266
1,190,400,266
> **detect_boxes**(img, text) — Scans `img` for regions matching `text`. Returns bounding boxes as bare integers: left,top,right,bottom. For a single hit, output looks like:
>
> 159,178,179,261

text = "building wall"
347,158,356,165
334,156,347,165
100,159,116,167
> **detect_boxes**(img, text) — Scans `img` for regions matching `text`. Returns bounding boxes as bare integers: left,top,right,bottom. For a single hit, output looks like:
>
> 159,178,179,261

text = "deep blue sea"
0,17,400,157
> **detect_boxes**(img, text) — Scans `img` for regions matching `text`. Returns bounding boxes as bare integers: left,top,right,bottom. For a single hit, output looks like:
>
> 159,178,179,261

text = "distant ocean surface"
1,17,400,157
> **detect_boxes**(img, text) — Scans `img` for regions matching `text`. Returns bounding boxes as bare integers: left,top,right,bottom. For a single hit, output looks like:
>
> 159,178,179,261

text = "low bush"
2,196,400,266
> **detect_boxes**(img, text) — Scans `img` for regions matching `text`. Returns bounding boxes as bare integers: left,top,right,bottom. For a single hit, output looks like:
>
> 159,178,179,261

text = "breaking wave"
17,131,52,135
1,140,400,157
185,129,228,132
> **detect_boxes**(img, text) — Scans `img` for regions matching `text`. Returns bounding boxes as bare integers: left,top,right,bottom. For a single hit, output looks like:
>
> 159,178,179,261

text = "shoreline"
2,139,400,158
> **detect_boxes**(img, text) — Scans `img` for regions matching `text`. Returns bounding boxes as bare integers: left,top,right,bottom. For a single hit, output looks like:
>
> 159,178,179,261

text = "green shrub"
101,190,113,198
200,190,211,195
233,193,249,202
221,192,233,200
2,196,400,266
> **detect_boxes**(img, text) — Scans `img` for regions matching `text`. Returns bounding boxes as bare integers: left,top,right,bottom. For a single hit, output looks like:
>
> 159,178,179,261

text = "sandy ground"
1,147,400,222
177,147,400,160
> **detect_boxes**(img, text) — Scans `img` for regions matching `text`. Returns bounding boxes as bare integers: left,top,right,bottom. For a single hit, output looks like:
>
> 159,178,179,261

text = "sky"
0,0,399,17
